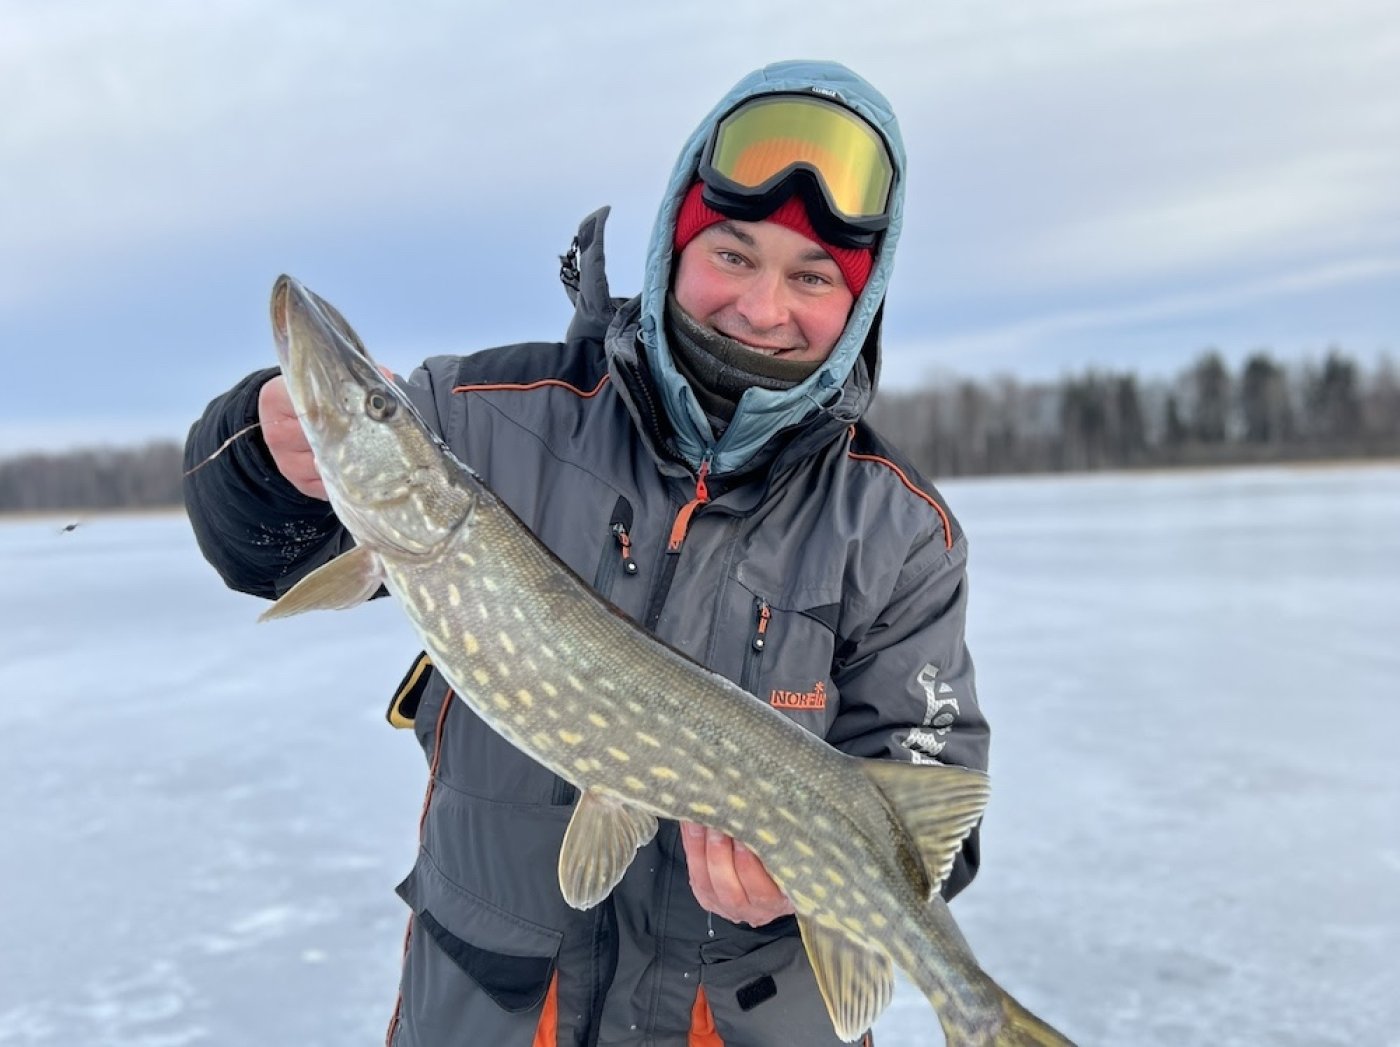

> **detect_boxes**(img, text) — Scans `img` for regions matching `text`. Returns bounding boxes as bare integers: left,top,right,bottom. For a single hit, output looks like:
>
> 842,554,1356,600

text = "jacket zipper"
665,457,710,553
612,522,636,574
740,596,772,694
618,353,679,465
643,457,711,633
592,496,636,599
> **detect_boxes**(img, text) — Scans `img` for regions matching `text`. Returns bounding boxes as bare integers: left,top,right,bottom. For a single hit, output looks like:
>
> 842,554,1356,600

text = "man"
185,59,989,1047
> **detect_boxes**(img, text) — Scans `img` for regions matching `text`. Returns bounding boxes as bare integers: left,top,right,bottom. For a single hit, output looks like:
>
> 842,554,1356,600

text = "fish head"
270,274,472,557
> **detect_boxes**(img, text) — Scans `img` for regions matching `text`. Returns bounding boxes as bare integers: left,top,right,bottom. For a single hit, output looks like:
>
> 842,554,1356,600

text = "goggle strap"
699,175,882,250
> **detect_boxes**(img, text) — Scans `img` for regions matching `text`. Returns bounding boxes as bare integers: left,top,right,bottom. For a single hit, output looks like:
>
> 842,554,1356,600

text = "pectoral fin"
557,789,658,910
259,545,384,621
860,760,990,898
797,915,895,1042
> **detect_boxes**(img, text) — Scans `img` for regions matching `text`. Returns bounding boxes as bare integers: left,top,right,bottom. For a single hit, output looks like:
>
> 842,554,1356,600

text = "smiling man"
184,59,989,1046
665,186,870,437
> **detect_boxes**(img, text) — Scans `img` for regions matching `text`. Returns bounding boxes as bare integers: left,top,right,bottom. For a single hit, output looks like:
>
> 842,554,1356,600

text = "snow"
2,463,1397,1045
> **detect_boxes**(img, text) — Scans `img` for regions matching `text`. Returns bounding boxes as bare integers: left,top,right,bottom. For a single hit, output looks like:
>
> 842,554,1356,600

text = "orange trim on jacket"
846,426,953,551
452,375,611,398
385,688,457,1046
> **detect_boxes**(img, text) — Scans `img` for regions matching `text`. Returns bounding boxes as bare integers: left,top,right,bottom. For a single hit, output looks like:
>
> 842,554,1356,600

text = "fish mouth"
268,274,404,459
271,275,384,406
267,275,465,559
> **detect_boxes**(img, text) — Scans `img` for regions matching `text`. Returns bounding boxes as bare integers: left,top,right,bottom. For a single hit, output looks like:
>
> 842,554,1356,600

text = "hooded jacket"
183,60,987,1047
638,59,904,477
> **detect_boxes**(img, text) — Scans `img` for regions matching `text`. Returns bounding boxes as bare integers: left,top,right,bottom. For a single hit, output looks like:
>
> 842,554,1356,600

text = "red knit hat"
672,181,874,296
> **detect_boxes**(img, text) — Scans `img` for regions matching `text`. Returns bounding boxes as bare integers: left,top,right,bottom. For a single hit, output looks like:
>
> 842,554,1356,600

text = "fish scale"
394,505,858,831
397,474,992,986
261,274,1076,1046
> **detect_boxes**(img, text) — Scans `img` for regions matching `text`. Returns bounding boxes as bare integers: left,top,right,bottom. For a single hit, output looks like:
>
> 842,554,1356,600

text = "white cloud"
1002,147,1400,292
882,254,1400,386
0,414,192,457
6,0,1395,285
1,0,1397,443
889,0,1400,299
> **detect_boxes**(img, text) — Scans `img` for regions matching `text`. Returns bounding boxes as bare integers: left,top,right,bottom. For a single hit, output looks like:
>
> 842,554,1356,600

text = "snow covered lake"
2,462,1397,1046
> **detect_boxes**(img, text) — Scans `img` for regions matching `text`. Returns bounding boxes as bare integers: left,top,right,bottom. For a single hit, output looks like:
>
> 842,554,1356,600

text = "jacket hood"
638,59,906,475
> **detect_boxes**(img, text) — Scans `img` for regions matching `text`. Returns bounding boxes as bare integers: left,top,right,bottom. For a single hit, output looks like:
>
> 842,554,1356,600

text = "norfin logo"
771,681,827,710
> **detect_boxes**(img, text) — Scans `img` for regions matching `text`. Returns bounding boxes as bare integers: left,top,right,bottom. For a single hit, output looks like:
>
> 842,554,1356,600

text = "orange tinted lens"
710,97,893,219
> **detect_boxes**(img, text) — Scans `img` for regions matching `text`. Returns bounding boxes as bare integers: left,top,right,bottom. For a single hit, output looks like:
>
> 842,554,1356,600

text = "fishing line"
182,422,261,476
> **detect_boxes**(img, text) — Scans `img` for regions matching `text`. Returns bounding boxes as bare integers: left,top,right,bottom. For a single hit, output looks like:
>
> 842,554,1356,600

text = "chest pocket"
729,575,842,740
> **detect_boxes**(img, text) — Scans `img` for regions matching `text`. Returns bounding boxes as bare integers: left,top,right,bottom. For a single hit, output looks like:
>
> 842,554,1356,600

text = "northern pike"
261,275,1075,1046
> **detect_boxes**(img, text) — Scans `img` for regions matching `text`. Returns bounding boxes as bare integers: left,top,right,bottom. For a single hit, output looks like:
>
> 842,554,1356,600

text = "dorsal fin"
860,760,989,898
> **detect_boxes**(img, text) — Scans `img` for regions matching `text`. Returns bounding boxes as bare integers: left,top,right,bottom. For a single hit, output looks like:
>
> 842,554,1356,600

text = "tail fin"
992,991,1077,1046
936,987,1076,1046
974,991,1080,1047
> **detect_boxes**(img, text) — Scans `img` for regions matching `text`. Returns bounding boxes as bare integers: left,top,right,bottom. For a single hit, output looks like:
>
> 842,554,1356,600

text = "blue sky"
2,0,1396,453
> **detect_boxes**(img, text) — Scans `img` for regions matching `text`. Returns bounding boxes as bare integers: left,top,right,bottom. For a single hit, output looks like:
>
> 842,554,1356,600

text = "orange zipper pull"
752,599,771,651
612,522,637,575
666,458,712,554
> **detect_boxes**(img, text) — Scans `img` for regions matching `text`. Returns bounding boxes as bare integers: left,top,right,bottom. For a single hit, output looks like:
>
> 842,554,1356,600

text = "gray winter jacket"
182,60,988,1047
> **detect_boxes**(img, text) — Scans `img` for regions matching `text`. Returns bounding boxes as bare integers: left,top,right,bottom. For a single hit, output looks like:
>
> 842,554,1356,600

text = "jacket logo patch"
905,664,959,762
770,681,827,711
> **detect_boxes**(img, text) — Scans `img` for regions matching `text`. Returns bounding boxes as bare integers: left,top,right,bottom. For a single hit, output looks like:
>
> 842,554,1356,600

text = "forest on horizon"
3,346,1397,513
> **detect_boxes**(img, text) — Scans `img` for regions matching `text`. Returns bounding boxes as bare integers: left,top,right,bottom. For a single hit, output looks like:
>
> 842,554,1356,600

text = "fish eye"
366,389,397,421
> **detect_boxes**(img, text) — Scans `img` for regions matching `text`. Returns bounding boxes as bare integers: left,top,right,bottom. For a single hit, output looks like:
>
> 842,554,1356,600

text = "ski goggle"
697,93,895,249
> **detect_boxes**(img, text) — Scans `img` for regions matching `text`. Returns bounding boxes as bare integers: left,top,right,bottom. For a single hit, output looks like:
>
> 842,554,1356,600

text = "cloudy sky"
3,0,1396,452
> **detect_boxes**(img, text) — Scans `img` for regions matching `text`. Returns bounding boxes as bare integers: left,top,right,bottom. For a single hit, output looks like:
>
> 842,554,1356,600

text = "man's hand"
258,375,326,499
681,822,796,927
258,367,395,500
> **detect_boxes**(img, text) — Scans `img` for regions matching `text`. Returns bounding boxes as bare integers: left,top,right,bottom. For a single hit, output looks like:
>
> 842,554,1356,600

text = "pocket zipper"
612,521,637,576
740,597,771,695
592,496,636,599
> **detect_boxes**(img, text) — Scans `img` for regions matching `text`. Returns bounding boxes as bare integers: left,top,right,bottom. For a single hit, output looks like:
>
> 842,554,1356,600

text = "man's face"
672,218,855,364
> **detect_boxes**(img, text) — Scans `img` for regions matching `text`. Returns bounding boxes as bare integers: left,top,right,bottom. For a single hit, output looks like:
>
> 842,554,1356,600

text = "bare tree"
6,346,1399,509
0,442,183,512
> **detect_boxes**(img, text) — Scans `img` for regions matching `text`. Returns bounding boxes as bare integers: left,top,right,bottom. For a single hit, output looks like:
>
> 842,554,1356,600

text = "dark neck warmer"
665,293,823,433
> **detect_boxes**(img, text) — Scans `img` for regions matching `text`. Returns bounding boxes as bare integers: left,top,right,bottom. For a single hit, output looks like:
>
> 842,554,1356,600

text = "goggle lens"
707,96,894,222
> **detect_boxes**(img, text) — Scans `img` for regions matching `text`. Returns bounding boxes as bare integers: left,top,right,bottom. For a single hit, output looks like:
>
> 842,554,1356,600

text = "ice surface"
2,463,1397,1045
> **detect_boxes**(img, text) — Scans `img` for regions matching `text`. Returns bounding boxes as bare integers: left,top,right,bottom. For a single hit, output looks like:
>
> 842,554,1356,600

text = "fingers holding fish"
258,375,326,499
681,822,796,927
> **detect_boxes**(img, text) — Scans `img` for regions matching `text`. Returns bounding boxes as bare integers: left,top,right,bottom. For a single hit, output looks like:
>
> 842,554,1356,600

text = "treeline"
868,348,1400,477
2,348,1397,512
0,442,185,512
